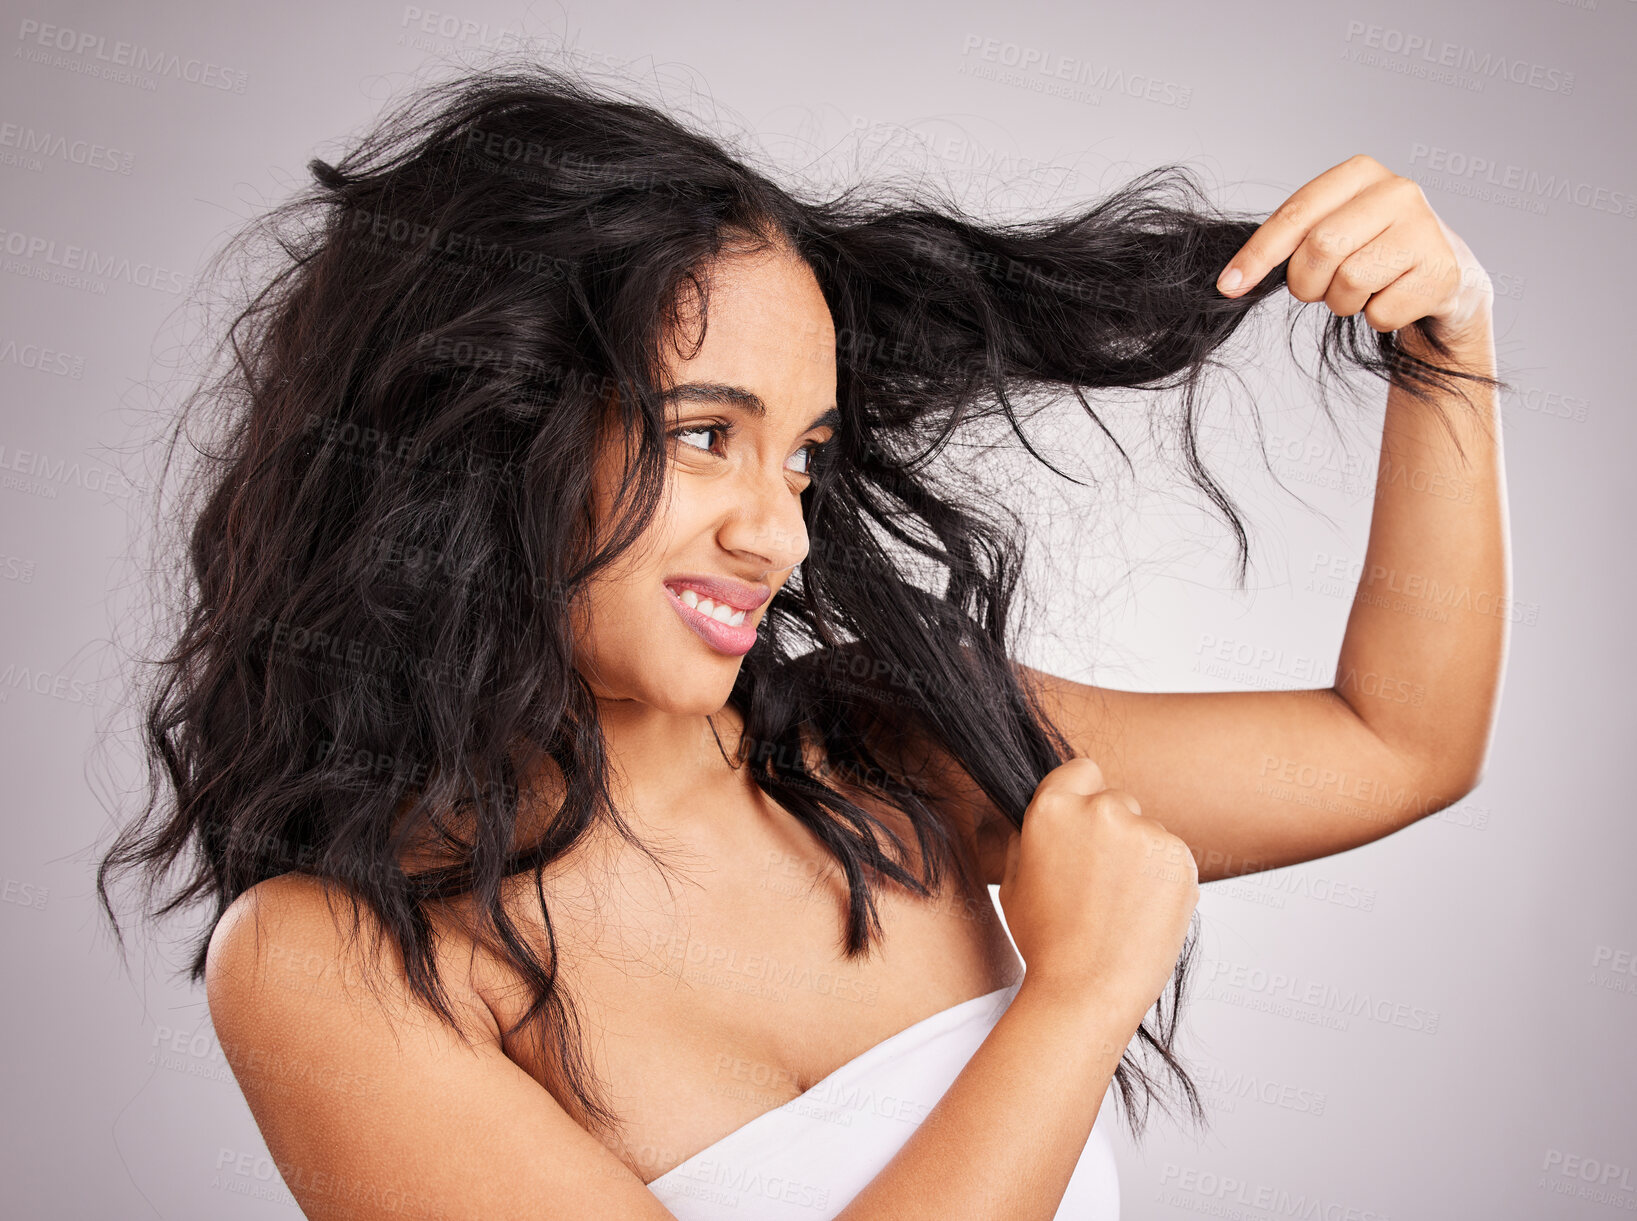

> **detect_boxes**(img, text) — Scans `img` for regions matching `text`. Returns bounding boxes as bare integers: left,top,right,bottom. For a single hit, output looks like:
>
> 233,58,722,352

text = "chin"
635,645,745,713
584,582,769,712
581,638,738,704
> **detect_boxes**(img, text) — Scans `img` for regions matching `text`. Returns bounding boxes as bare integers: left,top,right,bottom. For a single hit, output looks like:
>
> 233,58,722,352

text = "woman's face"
573,243,839,716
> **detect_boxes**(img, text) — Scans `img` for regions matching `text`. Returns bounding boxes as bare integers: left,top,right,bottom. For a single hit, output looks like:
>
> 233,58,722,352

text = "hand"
1216,154,1493,347
997,757,1199,1032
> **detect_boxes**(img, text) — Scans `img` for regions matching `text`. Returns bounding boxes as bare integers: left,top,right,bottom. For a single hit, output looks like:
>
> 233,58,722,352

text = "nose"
715,461,810,576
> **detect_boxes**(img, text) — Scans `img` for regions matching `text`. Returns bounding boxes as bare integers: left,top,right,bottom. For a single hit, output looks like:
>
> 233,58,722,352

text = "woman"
96,65,1507,1220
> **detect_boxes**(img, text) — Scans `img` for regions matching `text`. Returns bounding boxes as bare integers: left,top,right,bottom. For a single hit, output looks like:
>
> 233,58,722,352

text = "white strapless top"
647,981,1121,1219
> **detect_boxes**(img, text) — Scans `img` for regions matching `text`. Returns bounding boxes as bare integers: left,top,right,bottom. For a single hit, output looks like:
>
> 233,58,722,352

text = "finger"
1046,756,1107,797
1283,175,1410,305
1362,259,1454,333
1217,154,1394,297
1346,219,1462,332
1324,224,1420,319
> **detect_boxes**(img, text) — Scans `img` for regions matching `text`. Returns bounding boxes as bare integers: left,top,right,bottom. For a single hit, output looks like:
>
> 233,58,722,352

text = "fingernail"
1218,266,1243,294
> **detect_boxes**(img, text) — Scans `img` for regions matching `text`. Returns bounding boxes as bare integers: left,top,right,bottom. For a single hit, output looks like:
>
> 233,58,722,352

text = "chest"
477,790,1023,1184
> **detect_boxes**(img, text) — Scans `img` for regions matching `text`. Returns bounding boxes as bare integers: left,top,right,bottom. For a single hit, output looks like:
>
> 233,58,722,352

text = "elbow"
1411,745,1490,820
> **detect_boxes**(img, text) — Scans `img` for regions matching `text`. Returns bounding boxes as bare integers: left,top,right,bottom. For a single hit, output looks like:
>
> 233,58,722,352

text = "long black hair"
94,62,1504,1143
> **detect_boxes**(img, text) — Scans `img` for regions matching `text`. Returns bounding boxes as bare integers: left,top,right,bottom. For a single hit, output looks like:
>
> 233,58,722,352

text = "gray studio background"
2,0,1632,1217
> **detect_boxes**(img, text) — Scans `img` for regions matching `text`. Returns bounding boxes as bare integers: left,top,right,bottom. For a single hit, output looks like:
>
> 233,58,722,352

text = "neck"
405,698,756,879
593,695,749,821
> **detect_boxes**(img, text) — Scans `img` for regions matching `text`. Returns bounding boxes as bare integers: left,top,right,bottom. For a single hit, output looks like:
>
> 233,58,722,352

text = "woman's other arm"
838,758,1198,1220
836,980,1135,1221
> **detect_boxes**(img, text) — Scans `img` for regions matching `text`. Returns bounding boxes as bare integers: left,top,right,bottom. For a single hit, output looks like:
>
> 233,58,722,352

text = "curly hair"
94,62,1503,1144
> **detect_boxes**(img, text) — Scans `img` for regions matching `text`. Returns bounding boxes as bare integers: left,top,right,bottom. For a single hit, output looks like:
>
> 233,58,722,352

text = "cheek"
642,476,715,557
593,477,687,578
577,481,707,630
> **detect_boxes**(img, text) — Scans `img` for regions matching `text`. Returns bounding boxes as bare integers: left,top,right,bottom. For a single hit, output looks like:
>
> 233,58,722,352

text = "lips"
661,572,771,613
662,582,760,656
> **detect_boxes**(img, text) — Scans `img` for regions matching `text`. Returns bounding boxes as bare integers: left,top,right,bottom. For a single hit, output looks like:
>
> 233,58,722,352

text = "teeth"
671,585,748,628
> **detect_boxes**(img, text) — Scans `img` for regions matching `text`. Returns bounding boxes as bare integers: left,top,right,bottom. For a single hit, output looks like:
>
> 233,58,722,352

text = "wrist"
1398,307,1495,366
1012,972,1145,1057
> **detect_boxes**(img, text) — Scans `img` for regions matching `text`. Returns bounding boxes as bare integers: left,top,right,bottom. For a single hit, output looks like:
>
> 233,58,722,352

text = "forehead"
663,247,836,414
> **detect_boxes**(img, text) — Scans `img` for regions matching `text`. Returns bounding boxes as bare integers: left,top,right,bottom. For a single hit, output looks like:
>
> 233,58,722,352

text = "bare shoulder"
206,872,490,1042
206,872,353,989
204,872,672,1220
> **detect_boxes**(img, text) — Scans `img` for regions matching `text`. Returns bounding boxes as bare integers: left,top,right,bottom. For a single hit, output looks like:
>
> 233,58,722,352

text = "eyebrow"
660,382,840,433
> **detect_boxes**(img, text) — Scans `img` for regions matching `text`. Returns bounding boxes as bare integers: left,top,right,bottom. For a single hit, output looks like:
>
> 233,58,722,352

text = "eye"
788,438,832,478
671,424,724,454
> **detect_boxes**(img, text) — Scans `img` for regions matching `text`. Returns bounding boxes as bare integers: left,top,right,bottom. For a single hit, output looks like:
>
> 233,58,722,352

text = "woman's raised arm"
1016,161,1509,883
866,157,1509,886
1018,312,1506,883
